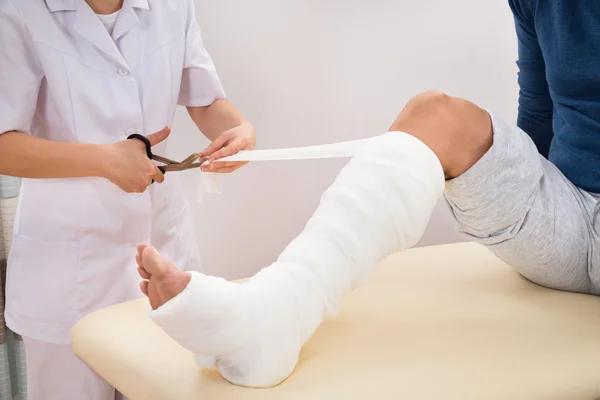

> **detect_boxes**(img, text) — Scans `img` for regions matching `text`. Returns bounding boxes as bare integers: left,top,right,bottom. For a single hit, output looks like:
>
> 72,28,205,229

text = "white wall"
167,0,520,280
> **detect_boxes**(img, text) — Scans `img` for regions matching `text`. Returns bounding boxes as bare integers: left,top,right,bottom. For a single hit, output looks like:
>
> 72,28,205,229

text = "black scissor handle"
127,133,153,159
127,134,165,184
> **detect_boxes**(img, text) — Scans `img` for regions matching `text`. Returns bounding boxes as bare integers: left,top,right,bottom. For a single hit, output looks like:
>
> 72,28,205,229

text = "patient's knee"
389,91,493,179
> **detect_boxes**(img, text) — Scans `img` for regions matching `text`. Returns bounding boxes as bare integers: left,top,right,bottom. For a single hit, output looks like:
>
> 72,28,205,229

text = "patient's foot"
136,244,324,388
136,244,191,310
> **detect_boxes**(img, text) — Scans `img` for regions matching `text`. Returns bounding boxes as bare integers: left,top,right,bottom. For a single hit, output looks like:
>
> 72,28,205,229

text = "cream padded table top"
72,243,600,400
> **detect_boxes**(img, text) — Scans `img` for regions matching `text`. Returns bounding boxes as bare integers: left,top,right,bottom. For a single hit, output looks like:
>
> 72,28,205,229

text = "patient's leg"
141,91,492,388
140,132,444,387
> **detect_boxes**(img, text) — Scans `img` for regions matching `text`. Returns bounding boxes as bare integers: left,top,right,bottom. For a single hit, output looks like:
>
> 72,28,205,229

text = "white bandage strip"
197,137,377,200
150,132,445,388
217,137,375,162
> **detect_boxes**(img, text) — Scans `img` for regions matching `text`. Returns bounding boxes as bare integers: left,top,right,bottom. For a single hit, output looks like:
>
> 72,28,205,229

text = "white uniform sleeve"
177,0,226,107
0,1,43,135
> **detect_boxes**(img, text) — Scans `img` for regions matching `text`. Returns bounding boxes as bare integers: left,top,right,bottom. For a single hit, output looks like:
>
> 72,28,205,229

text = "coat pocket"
6,234,80,326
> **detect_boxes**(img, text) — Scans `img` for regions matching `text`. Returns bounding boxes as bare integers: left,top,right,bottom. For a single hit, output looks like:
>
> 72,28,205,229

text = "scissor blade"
178,153,201,168
152,154,179,165
161,162,204,172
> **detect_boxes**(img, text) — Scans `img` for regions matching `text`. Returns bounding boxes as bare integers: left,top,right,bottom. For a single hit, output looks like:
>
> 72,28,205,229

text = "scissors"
127,133,205,180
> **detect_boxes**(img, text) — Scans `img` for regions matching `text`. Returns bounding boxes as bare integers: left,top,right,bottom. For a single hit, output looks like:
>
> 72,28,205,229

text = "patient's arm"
137,131,444,388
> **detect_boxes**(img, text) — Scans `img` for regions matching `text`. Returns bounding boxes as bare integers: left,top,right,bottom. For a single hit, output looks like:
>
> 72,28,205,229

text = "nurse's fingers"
146,126,171,147
201,160,247,172
205,163,245,174
207,141,244,163
151,165,165,184
201,133,230,157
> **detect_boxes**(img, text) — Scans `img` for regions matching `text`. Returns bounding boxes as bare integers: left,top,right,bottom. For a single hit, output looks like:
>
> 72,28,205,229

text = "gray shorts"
444,113,600,295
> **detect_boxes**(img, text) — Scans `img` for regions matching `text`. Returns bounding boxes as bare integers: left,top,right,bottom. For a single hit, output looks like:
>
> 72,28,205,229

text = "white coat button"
118,68,130,76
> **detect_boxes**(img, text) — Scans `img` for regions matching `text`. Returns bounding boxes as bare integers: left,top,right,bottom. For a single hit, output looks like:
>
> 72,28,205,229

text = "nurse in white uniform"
0,0,254,398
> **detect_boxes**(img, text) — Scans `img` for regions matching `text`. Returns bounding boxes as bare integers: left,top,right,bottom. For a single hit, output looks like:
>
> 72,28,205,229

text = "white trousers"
23,337,127,400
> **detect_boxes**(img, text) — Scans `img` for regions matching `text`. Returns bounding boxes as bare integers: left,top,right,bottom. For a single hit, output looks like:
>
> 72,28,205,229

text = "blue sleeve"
508,0,554,157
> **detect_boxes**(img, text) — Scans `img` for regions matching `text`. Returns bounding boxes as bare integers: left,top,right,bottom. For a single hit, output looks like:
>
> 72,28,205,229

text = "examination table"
71,242,600,400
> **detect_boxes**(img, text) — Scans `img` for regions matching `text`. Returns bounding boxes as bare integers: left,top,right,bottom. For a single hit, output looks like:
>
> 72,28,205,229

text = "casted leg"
140,90,597,389
140,128,445,388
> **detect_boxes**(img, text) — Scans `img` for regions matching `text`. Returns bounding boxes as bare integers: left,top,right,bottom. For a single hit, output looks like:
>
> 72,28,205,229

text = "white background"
167,0,520,280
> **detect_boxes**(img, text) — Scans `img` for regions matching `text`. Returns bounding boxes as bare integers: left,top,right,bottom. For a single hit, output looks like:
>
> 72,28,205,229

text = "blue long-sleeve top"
508,0,600,193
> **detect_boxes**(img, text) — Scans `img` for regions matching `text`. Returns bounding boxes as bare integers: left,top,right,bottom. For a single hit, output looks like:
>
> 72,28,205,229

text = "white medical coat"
0,0,225,344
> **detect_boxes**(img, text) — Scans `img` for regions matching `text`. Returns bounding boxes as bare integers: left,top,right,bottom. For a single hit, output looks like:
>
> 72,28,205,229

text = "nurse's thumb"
146,126,171,147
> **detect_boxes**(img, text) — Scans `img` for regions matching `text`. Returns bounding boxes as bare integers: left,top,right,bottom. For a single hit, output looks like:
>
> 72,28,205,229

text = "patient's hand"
136,244,192,310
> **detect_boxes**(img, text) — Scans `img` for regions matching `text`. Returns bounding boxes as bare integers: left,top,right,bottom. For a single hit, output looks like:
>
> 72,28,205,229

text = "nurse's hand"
200,122,256,173
102,127,170,193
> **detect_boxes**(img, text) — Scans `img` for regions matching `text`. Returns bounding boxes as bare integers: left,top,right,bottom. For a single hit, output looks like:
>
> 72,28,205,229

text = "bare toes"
140,280,149,296
138,266,151,280
141,246,168,278
136,243,148,264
